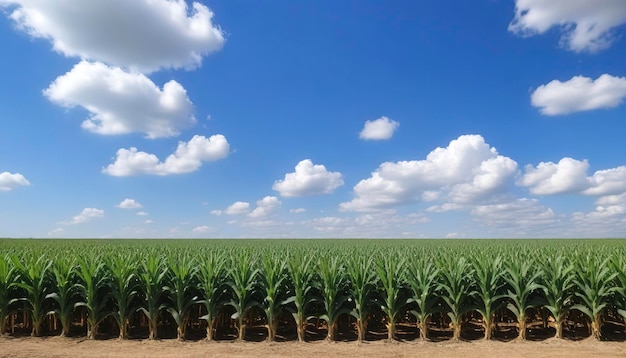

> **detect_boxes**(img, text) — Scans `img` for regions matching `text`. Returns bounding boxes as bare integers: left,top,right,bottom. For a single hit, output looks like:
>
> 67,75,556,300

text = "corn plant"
541,255,575,339
164,253,201,341
198,252,227,341
48,257,78,337
438,256,475,340
375,255,408,342
259,253,293,341
612,255,626,322
75,256,110,339
345,255,378,343
472,254,506,340
287,252,316,342
318,255,350,342
226,251,260,341
503,258,544,340
406,256,439,341
12,256,54,337
137,254,168,340
106,253,139,339
571,255,618,340
0,253,17,335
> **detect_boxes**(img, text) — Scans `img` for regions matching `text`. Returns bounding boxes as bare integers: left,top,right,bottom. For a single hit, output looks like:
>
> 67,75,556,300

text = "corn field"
1,239,625,342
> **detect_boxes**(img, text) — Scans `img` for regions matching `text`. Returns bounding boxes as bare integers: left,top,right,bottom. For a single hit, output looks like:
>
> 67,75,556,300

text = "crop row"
0,239,625,342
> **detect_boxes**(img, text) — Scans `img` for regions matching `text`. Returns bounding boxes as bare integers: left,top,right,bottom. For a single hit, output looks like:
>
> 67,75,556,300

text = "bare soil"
1,336,625,358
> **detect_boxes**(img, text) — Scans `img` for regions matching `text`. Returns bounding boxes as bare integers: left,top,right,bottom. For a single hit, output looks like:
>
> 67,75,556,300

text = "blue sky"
1,0,626,238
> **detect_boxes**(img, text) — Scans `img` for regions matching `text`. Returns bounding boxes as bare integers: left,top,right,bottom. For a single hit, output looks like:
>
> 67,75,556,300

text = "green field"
1,238,625,342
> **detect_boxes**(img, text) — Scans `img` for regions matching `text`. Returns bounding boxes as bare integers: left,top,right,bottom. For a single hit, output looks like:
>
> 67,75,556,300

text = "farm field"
1,239,626,357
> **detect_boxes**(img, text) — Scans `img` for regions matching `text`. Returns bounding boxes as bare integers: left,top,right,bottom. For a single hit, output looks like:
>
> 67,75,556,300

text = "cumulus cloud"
518,158,590,195
519,158,626,197
192,225,215,234
103,134,229,176
290,208,306,214
249,196,281,218
340,135,518,212
66,208,104,225
44,61,195,138
584,166,626,196
116,198,143,209
359,116,399,140
509,0,626,52
531,74,626,115
0,172,30,191
273,159,344,197
1,0,225,72
225,202,250,215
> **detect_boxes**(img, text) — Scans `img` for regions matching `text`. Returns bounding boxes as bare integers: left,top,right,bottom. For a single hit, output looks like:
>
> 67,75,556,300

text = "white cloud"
509,0,626,52
571,194,626,236
519,158,626,197
427,203,464,213
66,208,104,225
103,134,229,176
359,116,400,140
0,172,30,191
47,228,64,237
471,198,558,231
584,166,626,196
531,74,626,115
340,135,518,212
249,196,281,218
290,208,306,214
1,0,225,73
144,219,153,224
273,159,344,197
210,210,223,216
518,158,590,195
192,225,215,234
137,211,149,216
225,202,250,215
116,198,143,209
44,61,196,138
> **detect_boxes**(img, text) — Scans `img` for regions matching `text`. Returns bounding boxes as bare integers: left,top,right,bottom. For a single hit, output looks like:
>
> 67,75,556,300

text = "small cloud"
192,225,215,234
144,219,153,224
116,198,143,209
65,208,104,225
0,172,30,191
48,228,64,237
137,211,149,216
290,208,306,214
249,196,281,218
273,159,343,197
210,209,223,216
531,74,626,115
359,116,399,140
225,201,250,215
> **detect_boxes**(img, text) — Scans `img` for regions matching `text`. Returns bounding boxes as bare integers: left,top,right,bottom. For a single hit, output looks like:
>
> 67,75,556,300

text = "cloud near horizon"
340,135,518,212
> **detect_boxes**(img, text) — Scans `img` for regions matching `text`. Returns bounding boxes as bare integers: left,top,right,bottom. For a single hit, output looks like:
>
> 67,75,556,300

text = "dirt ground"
1,336,625,358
